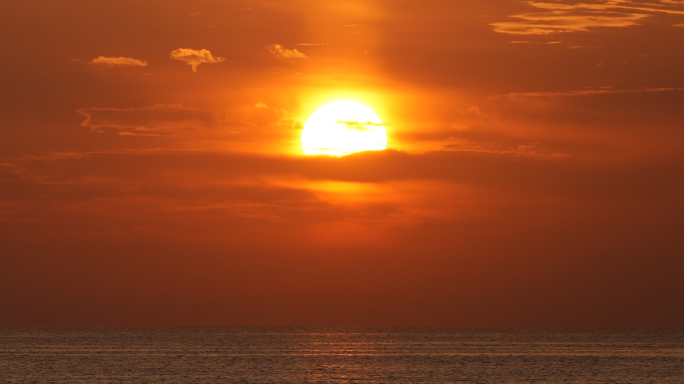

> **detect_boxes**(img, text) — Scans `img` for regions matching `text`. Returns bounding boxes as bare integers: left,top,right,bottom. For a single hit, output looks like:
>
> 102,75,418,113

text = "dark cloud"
2,148,683,327
5,149,682,199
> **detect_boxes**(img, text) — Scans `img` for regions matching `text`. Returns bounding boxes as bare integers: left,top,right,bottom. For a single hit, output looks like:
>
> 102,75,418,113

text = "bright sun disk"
301,101,387,156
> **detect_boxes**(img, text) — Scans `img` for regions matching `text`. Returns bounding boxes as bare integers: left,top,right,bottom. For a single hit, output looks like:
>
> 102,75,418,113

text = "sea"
1,328,683,383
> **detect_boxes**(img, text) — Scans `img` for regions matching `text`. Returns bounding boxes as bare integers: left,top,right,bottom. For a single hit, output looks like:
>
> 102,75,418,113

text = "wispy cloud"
230,103,300,128
491,87,684,100
118,132,166,137
77,104,217,133
170,48,224,72
524,0,684,15
90,56,148,67
511,40,562,44
266,44,307,59
492,10,647,35
492,0,684,35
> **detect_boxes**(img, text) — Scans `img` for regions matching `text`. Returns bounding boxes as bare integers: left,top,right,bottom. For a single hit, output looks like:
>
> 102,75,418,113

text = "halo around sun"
301,101,387,156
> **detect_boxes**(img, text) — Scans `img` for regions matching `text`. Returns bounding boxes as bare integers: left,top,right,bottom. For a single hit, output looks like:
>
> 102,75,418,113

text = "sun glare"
301,101,387,156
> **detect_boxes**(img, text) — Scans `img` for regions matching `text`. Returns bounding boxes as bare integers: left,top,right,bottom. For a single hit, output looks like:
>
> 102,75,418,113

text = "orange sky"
1,0,684,327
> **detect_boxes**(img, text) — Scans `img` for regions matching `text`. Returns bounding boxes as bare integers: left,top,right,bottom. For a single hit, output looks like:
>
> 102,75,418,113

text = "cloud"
77,104,218,133
266,44,308,59
532,0,684,15
3,148,683,329
492,11,647,35
231,103,300,128
491,87,684,100
170,48,225,72
492,0,684,35
511,40,562,44
8,150,684,200
90,56,148,67
118,132,166,137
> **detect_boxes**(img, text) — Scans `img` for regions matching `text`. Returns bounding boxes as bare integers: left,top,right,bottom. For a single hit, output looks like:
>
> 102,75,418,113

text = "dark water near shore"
1,328,683,383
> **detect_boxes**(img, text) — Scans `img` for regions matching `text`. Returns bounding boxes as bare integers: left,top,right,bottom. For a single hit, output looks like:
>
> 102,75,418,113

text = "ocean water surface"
1,328,683,383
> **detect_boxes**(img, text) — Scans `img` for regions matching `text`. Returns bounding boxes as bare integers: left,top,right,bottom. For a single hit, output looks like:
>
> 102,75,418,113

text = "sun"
301,101,387,156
